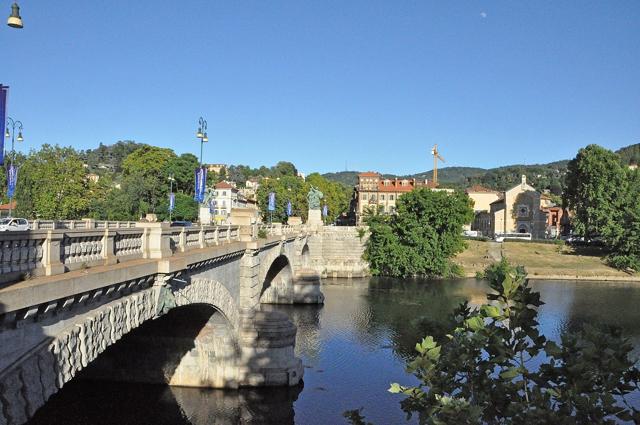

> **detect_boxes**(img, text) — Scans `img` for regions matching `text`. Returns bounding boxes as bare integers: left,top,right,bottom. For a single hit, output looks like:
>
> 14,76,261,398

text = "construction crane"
431,144,445,186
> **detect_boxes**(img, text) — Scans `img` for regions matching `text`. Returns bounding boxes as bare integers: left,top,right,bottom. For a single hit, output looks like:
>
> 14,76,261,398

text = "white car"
0,218,30,231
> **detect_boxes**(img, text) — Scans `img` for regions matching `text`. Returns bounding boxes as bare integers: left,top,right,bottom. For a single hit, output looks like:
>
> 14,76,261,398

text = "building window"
517,204,529,217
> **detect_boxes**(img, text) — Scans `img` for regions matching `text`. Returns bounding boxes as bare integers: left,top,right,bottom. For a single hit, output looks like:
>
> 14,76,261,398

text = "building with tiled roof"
355,172,447,223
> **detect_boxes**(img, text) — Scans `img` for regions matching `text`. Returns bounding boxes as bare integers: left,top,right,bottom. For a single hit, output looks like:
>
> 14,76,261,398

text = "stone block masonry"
308,227,369,278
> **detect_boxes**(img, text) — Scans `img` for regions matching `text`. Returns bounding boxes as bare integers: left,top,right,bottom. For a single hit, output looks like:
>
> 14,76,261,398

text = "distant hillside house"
207,163,227,174
487,175,548,239
355,171,450,224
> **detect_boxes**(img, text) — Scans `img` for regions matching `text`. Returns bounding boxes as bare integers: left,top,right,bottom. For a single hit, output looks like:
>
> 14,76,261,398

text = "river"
28,277,640,425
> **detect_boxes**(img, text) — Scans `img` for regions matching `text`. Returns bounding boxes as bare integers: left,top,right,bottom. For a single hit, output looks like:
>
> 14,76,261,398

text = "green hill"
617,143,640,166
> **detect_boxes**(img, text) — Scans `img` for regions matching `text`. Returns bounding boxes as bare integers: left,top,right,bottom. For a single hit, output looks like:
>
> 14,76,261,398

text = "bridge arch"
171,276,240,329
0,275,244,424
260,254,294,304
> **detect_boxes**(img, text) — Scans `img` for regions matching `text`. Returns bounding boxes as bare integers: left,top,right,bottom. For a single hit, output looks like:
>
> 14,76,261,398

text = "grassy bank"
456,240,637,281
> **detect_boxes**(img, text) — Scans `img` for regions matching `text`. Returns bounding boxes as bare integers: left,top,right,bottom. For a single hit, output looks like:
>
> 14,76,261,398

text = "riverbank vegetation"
364,188,474,278
347,260,640,424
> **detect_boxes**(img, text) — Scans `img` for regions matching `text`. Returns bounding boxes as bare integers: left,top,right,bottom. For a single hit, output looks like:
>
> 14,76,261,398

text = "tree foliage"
563,144,640,271
364,189,474,278
15,145,89,219
376,260,640,424
563,145,627,239
255,174,351,224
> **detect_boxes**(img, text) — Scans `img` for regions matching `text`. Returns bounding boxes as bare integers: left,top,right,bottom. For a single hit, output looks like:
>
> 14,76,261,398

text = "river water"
29,277,640,425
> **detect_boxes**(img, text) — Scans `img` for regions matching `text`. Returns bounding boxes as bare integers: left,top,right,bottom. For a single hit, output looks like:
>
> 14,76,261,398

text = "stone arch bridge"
0,222,327,425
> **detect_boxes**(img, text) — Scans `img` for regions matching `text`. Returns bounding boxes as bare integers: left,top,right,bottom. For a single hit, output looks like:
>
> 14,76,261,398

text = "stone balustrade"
0,223,261,285
259,223,307,236
29,219,138,230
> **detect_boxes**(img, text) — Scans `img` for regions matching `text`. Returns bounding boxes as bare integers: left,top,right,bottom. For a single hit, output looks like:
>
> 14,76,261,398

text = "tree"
364,189,474,278
563,145,627,240
271,161,298,177
167,153,199,195
372,260,640,424
156,192,198,221
15,145,90,219
120,146,176,217
256,178,291,223
607,168,640,271
306,173,351,224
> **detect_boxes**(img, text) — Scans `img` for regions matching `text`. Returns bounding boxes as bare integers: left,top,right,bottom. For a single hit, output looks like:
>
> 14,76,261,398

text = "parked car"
0,217,30,231
170,221,193,227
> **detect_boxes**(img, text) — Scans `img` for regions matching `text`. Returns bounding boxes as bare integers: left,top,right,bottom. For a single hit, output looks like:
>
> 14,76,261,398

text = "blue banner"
168,192,175,212
194,167,207,203
0,85,7,166
7,164,17,198
322,204,328,217
286,200,292,216
268,192,276,212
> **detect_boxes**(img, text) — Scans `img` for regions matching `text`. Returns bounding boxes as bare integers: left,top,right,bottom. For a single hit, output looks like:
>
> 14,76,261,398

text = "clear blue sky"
2,0,639,175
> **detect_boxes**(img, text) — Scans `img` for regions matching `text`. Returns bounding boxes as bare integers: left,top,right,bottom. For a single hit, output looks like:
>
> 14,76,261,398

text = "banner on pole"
286,200,292,217
0,85,8,166
169,193,175,212
194,167,207,203
268,192,276,212
7,164,18,199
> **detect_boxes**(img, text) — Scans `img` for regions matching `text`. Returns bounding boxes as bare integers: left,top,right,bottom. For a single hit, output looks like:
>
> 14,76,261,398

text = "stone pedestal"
198,206,212,225
287,216,302,226
306,209,323,228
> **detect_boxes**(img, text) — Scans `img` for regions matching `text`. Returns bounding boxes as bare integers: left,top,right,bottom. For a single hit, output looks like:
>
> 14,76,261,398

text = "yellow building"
488,176,547,238
356,171,450,223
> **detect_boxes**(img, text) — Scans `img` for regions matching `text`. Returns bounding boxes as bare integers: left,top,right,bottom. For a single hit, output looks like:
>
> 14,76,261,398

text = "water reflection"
27,277,640,425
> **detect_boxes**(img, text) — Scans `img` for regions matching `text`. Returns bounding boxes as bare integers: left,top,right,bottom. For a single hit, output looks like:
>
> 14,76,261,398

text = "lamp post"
5,117,23,217
7,2,23,29
196,117,208,167
168,175,175,222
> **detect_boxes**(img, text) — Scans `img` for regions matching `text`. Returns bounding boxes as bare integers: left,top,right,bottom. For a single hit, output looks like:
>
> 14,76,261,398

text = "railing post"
102,228,117,265
43,230,65,276
179,228,187,252
198,225,205,249
137,223,172,259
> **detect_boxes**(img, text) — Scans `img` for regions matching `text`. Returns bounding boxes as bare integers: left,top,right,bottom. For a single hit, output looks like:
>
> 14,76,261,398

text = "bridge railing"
0,223,244,285
259,223,306,236
29,219,138,230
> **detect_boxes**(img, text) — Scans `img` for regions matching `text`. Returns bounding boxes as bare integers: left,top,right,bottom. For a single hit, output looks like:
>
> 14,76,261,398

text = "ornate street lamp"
5,117,23,216
7,2,23,29
196,116,208,167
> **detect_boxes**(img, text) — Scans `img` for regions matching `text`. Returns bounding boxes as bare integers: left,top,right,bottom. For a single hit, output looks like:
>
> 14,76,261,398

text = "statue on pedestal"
307,186,323,210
